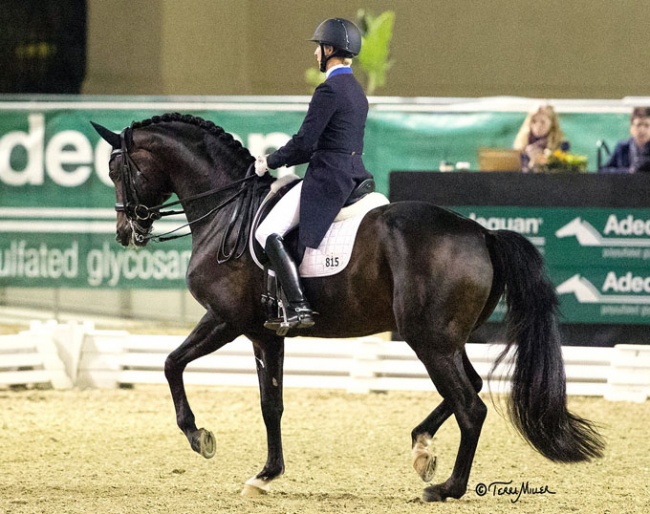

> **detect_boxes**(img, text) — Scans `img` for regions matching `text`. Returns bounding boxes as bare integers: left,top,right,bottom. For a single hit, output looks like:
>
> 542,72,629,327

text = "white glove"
255,155,269,176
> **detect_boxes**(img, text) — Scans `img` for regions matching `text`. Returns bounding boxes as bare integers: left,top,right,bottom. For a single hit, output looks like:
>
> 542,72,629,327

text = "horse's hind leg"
415,348,487,502
241,333,286,496
164,310,240,458
411,350,482,483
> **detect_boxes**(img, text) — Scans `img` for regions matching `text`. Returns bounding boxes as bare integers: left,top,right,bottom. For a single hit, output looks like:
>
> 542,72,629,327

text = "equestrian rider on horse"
255,18,374,331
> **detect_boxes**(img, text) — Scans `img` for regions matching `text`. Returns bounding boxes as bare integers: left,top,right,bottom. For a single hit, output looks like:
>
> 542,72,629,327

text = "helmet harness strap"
319,43,328,73
319,44,350,73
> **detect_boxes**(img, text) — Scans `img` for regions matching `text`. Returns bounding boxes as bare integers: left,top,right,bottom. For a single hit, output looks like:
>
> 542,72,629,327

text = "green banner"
0,98,637,292
0,234,190,289
452,206,650,325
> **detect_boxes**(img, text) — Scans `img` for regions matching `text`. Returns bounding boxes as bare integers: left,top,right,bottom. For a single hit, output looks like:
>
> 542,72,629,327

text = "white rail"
1,321,648,402
0,322,73,389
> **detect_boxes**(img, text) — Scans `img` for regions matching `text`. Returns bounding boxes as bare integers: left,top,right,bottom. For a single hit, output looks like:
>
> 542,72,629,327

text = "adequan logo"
557,273,650,304
468,213,544,246
556,216,650,247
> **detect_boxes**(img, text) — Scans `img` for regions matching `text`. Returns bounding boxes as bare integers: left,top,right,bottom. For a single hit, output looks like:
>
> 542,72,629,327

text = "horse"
91,112,604,502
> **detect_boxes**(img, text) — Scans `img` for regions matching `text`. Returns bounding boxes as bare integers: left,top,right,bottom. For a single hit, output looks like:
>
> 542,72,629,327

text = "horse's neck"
149,130,252,239
166,152,251,226
168,157,237,203
151,127,246,204
168,160,210,199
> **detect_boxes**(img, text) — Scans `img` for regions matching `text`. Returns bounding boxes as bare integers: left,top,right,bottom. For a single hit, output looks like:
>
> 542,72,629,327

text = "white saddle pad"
298,192,389,277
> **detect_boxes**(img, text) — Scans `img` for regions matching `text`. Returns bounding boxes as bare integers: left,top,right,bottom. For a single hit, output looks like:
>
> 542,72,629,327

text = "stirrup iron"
263,294,316,336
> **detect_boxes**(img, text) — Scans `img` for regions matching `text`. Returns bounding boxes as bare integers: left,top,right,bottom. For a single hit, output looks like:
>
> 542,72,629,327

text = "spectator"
600,107,650,173
513,104,569,172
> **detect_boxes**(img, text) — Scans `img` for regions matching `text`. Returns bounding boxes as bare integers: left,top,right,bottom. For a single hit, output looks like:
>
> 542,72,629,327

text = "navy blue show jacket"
267,68,373,249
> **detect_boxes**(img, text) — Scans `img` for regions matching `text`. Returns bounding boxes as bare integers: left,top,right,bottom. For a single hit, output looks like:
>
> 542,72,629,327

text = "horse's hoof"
241,484,268,497
412,435,436,482
422,485,446,502
241,475,272,497
197,428,216,459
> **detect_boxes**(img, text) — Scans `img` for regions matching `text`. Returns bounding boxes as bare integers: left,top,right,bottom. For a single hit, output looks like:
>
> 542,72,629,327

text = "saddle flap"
250,176,302,265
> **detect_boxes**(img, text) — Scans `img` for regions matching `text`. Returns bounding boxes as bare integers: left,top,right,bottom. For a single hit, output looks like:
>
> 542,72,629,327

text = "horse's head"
91,121,173,247
93,114,258,251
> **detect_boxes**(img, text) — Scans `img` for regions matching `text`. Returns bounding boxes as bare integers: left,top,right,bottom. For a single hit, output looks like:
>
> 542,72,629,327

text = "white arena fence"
1,321,649,402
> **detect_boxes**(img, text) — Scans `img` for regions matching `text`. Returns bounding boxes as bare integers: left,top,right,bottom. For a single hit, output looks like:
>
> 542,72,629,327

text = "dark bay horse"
92,113,603,502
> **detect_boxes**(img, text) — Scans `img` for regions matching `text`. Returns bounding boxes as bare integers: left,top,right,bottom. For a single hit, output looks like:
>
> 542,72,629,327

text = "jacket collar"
326,65,352,79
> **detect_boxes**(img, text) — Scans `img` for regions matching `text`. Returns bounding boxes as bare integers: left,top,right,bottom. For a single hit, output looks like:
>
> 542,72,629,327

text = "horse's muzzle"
115,215,150,247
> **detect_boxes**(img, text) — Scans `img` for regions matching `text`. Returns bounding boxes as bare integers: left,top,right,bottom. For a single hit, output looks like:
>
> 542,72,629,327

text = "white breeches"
255,181,303,248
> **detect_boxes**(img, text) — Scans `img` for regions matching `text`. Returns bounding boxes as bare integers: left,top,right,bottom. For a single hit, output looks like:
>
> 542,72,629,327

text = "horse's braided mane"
130,113,269,260
131,112,253,165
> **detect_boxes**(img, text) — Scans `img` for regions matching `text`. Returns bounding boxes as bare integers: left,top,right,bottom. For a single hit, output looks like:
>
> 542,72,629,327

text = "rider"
255,17,374,331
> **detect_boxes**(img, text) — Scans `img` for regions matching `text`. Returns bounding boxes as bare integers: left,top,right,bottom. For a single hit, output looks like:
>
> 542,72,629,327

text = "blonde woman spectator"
514,104,569,172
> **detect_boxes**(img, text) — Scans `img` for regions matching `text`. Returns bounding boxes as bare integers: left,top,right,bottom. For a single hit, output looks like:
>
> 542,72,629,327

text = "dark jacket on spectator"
600,138,650,173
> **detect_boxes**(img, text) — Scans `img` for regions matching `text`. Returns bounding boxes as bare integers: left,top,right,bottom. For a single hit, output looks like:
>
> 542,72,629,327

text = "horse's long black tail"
486,229,604,462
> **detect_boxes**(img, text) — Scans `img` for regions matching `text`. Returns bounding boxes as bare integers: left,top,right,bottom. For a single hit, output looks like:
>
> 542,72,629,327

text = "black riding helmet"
309,18,362,72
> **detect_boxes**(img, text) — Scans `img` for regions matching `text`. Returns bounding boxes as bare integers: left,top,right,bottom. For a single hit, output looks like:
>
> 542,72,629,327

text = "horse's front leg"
241,333,285,496
164,310,239,458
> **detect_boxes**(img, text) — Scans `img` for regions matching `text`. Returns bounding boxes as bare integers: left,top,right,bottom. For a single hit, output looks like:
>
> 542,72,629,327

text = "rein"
112,126,262,260
146,173,257,244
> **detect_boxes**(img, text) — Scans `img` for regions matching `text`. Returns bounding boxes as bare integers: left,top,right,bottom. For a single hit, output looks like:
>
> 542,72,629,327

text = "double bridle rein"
111,126,258,256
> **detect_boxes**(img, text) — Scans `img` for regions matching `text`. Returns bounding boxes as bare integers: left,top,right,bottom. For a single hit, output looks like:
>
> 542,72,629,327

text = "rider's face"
314,45,333,66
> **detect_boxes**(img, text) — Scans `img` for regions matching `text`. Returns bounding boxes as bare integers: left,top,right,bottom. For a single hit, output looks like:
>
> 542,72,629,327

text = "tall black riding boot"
264,233,315,332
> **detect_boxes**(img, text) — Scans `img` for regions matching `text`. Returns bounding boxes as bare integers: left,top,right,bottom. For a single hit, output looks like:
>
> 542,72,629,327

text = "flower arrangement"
541,149,588,173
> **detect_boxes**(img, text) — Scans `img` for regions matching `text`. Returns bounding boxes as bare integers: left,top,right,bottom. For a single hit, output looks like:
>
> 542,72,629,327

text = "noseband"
111,126,257,245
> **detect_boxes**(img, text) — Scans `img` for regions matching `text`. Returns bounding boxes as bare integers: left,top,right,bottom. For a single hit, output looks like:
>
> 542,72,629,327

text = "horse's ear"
90,121,121,149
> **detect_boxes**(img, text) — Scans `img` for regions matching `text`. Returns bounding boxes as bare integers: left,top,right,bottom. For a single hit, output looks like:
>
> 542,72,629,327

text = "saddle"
250,176,383,328
250,176,377,267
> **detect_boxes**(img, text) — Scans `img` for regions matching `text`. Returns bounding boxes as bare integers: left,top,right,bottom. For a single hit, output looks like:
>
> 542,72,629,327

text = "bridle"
110,127,161,243
111,126,258,247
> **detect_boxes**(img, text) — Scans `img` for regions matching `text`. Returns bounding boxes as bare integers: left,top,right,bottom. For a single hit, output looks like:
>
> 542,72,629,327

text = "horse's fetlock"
411,429,431,446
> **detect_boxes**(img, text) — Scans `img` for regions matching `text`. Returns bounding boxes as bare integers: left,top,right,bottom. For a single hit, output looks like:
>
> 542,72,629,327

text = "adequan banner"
0,105,309,289
452,206,650,324
0,98,635,291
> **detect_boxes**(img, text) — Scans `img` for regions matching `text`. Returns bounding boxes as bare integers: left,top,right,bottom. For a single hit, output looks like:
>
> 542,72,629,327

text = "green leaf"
305,67,325,90
357,11,395,94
